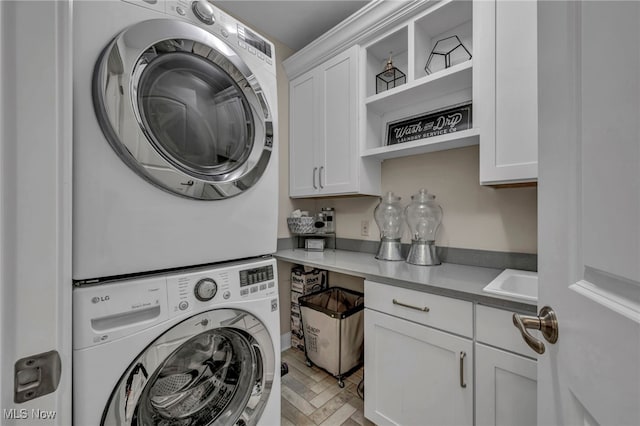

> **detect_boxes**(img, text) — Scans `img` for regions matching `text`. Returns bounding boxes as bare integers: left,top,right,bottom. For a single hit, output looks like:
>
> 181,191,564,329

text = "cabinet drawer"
476,304,537,357
365,280,473,337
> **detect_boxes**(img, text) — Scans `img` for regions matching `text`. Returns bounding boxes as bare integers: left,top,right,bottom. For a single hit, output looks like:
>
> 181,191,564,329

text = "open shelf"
359,0,476,161
365,60,472,115
361,128,479,161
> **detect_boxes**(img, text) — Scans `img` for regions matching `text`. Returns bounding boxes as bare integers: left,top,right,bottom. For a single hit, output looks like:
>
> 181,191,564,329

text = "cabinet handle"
392,299,430,312
312,167,318,189
459,351,467,388
319,166,324,189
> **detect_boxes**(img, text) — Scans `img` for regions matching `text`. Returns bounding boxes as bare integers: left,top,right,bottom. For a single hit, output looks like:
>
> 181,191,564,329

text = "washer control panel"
239,264,275,297
194,278,218,301
166,258,278,315
74,258,277,349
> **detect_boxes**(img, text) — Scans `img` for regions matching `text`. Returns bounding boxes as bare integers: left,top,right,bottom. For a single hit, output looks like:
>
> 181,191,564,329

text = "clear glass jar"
405,188,442,242
374,192,404,240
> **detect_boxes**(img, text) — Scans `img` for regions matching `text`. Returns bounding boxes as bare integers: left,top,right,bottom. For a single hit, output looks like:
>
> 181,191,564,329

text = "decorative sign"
386,103,472,146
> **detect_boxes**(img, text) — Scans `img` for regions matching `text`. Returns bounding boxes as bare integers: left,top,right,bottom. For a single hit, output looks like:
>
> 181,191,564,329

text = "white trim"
280,332,292,352
570,280,640,324
283,0,434,79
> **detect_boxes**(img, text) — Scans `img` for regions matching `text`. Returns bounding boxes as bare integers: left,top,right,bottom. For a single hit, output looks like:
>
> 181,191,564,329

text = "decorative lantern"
373,192,405,261
425,35,472,75
405,189,443,266
376,52,406,94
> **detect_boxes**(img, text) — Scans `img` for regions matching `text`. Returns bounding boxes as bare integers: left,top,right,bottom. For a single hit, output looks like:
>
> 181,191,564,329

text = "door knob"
512,306,559,355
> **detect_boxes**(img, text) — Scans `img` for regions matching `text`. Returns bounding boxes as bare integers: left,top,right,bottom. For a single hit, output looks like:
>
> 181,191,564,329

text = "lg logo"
91,296,110,304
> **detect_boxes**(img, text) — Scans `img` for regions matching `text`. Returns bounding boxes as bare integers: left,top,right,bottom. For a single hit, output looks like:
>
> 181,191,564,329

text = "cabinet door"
364,309,473,426
289,69,319,196
476,343,537,426
475,0,538,185
318,45,359,194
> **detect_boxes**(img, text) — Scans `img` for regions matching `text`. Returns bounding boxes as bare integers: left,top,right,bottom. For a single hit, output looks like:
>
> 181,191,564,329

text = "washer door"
102,309,274,426
93,19,273,200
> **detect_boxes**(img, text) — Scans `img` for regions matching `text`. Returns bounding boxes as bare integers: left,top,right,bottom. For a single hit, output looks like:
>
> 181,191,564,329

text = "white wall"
282,146,538,254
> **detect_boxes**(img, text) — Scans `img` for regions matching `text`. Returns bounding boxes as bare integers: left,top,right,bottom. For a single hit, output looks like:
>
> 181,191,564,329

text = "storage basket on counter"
298,287,364,387
287,217,315,234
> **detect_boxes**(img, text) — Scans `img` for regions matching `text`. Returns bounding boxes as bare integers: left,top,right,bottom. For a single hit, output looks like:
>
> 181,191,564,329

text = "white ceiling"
214,1,370,52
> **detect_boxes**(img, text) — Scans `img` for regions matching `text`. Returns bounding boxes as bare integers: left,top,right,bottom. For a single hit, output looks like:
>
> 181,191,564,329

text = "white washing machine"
73,0,278,282
73,257,280,425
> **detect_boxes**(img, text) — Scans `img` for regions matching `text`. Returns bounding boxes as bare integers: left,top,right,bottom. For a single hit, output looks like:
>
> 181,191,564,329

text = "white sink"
483,269,538,303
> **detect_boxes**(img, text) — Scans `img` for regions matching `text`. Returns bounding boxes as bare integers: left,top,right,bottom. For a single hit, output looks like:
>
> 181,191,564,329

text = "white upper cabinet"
289,45,380,197
475,0,538,185
287,0,538,194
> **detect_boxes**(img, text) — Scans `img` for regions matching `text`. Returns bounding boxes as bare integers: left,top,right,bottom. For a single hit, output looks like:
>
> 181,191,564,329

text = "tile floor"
280,348,372,426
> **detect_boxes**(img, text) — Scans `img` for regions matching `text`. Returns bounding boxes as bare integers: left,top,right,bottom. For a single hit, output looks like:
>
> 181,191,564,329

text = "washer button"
240,289,249,296
250,286,259,294
268,281,275,288
223,291,231,300
238,40,247,49
266,58,273,65
248,46,256,55
259,284,267,291
176,6,186,16
178,301,189,311
221,29,229,38
257,52,264,60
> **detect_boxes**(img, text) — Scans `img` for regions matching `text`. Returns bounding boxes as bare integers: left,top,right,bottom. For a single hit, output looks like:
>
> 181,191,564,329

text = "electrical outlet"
361,220,370,236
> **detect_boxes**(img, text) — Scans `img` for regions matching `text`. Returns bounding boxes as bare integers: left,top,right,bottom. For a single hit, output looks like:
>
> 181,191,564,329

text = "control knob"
192,0,215,25
194,278,217,301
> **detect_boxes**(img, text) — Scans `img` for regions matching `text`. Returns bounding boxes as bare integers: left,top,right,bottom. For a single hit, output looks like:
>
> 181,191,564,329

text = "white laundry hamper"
298,287,364,388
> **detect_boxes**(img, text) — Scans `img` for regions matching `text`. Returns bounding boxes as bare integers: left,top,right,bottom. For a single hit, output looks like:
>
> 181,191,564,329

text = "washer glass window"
134,328,257,425
101,308,274,426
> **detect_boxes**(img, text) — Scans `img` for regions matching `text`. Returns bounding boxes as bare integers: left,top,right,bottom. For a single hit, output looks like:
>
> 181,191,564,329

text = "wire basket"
287,217,316,234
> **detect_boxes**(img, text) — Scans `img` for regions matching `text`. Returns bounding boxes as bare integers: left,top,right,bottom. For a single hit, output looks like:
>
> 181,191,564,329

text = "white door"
289,70,318,197
320,46,359,194
0,1,72,424
537,1,640,425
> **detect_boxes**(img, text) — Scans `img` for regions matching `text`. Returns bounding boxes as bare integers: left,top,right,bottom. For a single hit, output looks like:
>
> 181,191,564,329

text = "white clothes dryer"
73,257,280,426
73,0,278,282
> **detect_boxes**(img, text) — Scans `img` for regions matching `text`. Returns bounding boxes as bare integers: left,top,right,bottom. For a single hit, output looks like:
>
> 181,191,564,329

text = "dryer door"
101,308,274,426
93,19,273,200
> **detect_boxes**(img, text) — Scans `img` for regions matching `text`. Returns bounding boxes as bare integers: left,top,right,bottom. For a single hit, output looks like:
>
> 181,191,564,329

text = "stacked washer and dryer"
72,1,281,424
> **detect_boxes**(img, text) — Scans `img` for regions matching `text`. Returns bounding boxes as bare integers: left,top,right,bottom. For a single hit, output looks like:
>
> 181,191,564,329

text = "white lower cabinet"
364,308,473,426
475,304,538,426
363,281,537,426
475,344,537,426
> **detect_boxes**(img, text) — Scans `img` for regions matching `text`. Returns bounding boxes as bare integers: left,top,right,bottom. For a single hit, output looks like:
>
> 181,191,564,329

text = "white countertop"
274,249,537,311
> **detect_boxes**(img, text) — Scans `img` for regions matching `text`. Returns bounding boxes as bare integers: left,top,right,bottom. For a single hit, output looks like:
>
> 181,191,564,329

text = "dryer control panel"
167,0,276,70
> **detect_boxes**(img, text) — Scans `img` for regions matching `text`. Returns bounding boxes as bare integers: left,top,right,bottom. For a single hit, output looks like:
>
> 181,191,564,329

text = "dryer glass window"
134,328,258,425
137,51,255,178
